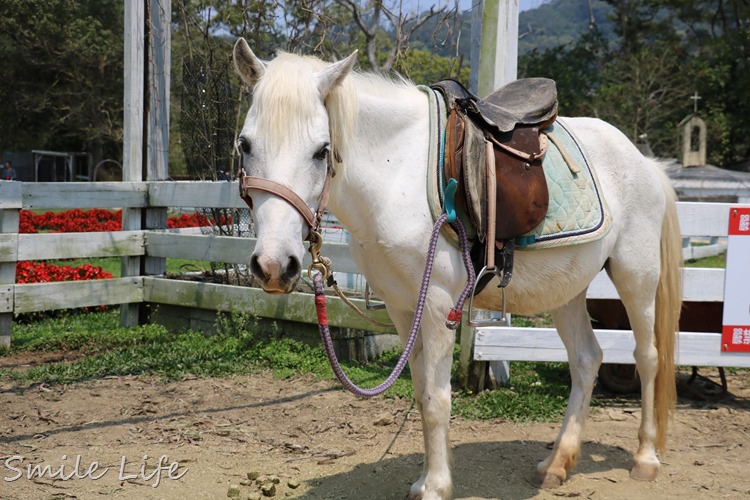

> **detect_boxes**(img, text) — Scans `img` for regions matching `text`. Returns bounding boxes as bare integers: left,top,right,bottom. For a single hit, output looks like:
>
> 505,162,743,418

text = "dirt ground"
0,366,748,500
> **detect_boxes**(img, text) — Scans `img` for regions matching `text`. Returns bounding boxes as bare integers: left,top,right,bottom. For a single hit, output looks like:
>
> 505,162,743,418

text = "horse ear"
233,38,266,85
315,50,358,97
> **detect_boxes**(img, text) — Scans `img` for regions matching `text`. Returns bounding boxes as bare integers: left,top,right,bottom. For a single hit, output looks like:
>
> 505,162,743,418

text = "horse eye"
238,138,251,155
313,143,330,161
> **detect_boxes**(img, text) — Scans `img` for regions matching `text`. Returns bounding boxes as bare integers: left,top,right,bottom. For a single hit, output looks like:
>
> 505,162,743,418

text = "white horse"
233,39,682,499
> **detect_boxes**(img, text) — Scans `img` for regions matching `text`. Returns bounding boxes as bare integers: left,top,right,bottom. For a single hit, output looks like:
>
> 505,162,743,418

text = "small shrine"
667,91,750,203
679,92,707,167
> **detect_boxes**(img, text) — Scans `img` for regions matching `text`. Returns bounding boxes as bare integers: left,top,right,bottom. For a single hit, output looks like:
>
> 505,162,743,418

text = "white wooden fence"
0,180,746,373
0,181,392,348
473,202,750,368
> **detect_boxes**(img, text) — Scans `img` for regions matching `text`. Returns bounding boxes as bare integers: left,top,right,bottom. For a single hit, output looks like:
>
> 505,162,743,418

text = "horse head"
233,39,357,293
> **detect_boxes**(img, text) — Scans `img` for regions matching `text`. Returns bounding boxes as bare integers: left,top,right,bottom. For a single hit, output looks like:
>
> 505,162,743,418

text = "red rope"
314,294,328,326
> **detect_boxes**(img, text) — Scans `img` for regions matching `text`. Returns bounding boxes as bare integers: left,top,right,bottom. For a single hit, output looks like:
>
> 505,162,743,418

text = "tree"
0,0,124,165
335,0,449,73
661,0,750,166
395,48,470,84
520,0,750,162
593,42,691,154
519,29,609,117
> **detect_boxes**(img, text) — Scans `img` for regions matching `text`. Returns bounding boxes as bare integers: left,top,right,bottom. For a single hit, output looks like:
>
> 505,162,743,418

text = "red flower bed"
166,212,211,228
20,208,122,234
16,261,113,284
20,208,228,233
17,208,228,285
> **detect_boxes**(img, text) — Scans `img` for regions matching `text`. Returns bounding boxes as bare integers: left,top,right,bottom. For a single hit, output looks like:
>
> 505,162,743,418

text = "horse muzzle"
249,253,302,294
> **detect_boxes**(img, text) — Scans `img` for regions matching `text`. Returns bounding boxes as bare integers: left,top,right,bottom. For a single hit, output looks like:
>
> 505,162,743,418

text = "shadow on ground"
300,440,633,500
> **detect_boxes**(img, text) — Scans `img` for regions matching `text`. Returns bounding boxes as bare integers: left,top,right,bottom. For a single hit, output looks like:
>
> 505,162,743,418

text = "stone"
261,483,277,497
372,412,393,426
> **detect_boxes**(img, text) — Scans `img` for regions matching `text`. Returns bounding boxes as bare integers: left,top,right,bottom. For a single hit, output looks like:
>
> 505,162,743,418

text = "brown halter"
237,152,336,240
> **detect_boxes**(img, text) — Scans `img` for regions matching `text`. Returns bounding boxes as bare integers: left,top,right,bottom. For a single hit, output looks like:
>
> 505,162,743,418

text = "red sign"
721,207,750,353
728,207,750,235
722,326,750,353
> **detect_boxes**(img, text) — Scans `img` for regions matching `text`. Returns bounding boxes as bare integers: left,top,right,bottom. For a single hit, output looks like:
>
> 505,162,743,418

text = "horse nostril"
284,255,302,282
249,254,265,280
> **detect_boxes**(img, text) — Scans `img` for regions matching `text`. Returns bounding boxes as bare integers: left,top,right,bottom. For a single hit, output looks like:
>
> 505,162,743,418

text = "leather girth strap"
432,78,558,295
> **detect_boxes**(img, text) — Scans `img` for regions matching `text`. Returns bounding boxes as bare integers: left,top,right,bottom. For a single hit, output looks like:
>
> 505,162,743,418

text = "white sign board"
722,207,750,353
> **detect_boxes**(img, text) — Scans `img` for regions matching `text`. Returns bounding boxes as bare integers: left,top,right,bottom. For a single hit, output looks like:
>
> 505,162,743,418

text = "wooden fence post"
462,0,519,389
121,0,170,326
120,0,146,327
144,0,170,280
0,182,21,346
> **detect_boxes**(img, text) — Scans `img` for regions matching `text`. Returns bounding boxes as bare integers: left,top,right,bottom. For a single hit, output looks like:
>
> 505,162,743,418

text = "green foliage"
520,0,750,164
0,0,124,159
395,49,470,84
6,0,746,175
520,30,609,116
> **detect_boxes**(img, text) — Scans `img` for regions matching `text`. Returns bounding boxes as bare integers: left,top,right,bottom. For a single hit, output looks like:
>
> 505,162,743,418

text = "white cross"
690,91,702,113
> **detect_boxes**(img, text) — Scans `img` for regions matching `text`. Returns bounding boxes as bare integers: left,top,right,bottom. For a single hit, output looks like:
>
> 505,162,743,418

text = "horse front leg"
391,300,455,500
537,290,602,488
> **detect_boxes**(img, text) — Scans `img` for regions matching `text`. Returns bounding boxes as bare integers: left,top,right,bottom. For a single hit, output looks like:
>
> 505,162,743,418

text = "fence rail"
474,202,750,369
0,181,382,347
0,181,747,373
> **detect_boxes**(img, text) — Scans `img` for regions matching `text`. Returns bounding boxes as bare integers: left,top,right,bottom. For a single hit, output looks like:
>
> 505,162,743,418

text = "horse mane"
254,51,417,164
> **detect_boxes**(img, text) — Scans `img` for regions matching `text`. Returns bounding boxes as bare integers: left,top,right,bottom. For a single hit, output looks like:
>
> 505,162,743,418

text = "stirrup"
364,282,387,310
467,266,509,327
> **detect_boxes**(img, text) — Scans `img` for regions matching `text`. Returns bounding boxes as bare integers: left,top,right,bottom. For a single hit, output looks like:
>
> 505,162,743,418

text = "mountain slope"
518,0,614,53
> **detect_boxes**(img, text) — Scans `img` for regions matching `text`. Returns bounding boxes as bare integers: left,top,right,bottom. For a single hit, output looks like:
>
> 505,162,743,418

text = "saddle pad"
422,86,477,248
515,118,611,250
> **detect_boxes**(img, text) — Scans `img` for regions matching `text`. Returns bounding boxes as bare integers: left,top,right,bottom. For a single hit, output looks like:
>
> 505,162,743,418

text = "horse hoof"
408,482,425,500
409,482,451,500
630,460,660,481
535,470,566,489
408,492,445,500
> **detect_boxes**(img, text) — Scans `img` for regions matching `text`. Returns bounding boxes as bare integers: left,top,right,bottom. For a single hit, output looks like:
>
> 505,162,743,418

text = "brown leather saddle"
431,78,558,296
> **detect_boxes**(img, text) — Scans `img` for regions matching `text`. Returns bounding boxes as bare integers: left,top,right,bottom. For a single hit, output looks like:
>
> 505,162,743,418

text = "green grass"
684,252,726,268
2,310,415,396
1,310,569,422
452,362,569,421
45,257,210,278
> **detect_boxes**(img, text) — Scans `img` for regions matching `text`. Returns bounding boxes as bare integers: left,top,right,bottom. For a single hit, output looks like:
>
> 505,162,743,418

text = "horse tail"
653,163,682,453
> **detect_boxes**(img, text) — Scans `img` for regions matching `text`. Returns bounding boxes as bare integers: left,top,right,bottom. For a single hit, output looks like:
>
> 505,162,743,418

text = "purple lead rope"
313,214,476,397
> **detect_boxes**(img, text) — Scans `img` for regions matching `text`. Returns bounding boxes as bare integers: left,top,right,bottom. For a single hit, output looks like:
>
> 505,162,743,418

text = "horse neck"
328,82,431,240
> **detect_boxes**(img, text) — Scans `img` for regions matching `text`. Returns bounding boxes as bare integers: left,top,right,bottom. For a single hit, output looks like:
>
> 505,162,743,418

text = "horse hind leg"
536,290,603,488
606,249,673,481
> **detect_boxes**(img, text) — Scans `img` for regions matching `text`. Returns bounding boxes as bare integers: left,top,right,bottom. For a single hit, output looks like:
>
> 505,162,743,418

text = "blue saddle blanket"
515,118,611,249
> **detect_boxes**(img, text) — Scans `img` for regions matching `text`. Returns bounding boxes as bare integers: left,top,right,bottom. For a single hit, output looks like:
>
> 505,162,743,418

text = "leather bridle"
237,150,337,277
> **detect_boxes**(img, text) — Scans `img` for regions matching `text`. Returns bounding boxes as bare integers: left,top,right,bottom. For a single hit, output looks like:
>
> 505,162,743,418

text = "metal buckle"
364,282,387,310
467,266,509,327
307,231,331,281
